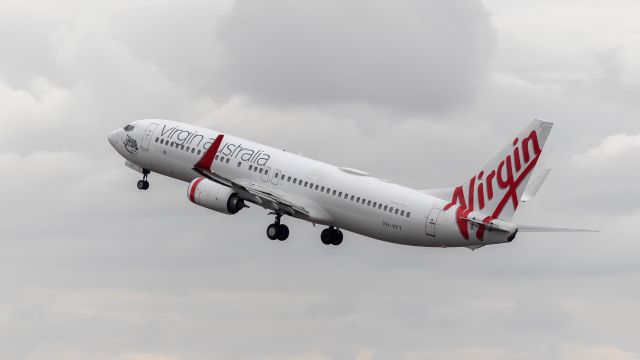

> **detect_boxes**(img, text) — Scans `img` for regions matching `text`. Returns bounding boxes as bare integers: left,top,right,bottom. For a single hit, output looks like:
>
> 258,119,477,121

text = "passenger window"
281,174,285,181
338,191,342,197
155,137,159,142
249,165,253,171
197,150,201,155
259,168,263,174
378,203,382,209
309,182,313,188
298,179,303,185
326,188,330,194
226,158,230,164
373,202,377,208
160,139,164,144
384,205,388,211
264,169,268,174
254,167,258,172
356,197,360,202
321,186,325,192
406,212,411,218
367,200,371,206
288,176,292,182
344,193,348,199
395,209,399,215
350,195,355,201
237,162,242,167
191,148,195,154
400,210,405,216
215,155,219,160
181,145,185,150
293,178,297,183
170,141,175,146
332,190,337,196
315,185,319,190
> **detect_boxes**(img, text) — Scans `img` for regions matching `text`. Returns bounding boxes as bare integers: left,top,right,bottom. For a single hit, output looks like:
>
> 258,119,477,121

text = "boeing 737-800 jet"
108,119,594,249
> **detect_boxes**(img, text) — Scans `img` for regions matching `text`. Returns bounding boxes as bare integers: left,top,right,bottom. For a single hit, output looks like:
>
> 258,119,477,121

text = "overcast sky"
1,0,639,359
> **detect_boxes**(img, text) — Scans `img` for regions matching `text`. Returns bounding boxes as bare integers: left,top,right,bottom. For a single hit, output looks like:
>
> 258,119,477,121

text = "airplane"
107,119,596,249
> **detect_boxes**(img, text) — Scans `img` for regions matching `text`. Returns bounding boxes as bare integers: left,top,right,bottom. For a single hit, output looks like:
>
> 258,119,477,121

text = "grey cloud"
214,0,495,112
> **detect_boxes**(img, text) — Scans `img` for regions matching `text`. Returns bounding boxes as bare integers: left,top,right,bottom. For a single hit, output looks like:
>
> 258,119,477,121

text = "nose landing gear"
137,169,150,190
266,213,289,241
321,227,343,246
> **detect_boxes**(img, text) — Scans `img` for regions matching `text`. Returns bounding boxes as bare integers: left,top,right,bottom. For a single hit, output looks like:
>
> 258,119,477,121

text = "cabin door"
425,208,441,237
141,123,158,151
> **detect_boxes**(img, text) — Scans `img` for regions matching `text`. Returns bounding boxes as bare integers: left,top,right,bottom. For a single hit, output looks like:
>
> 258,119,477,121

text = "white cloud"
574,133,640,162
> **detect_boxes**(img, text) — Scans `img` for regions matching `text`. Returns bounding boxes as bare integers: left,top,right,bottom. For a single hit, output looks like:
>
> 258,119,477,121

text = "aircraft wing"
193,134,310,217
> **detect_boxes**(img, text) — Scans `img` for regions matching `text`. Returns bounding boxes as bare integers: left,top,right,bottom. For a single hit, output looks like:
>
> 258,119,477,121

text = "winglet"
521,168,551,202
194,134,224,171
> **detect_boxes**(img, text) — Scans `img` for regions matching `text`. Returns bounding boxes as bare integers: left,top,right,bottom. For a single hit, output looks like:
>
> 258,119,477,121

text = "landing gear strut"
321,227,343,246
266,213,289,241
137,169,150,190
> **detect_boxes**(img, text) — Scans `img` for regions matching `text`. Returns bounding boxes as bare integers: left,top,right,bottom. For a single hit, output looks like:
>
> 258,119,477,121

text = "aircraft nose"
108,129,119,148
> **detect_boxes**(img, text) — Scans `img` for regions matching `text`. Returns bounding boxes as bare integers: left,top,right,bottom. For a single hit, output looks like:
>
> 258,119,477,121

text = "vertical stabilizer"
443,119,553,224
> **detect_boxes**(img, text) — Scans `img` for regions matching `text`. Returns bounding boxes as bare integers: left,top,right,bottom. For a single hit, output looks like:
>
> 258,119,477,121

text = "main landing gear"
136,169,150,190
321,227,343,246
266,213,289,241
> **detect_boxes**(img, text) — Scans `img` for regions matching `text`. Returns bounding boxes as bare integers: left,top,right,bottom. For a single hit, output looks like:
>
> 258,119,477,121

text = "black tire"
332,230,343,246
321,228,333,245
267,224,279,240
277,225,289,241
137,180,146,190
143,180,150,190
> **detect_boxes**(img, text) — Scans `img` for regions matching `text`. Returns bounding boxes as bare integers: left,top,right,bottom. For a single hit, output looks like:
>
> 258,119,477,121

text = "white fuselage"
109,119,514,247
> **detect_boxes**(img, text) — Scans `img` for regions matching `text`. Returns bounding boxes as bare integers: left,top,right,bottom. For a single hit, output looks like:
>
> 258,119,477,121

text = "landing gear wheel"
332,230,343,246
137,170,150,190
321,228,333,245
267,224,280,240
321,227,343,246
277,225,289,241
267,212,289,241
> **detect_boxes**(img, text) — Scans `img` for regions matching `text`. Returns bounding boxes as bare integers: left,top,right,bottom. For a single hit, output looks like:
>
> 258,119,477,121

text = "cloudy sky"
1,0,639,359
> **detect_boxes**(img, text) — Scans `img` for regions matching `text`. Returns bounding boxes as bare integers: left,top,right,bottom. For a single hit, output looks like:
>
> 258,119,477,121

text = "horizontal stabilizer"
521,168,551,202
517,224,600,232
461,217,513,233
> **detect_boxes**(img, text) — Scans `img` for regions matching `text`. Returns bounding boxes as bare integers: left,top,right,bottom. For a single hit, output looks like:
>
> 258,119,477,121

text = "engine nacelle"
187,177,246,215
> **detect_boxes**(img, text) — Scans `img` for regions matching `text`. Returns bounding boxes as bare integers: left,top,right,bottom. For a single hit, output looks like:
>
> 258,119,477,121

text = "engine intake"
187,177,246,214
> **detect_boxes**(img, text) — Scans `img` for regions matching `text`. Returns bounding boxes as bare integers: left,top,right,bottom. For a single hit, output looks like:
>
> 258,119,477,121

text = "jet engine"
187,177,246,214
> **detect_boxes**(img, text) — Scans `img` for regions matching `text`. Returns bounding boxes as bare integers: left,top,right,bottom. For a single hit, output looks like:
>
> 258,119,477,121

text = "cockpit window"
123,125,135,132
